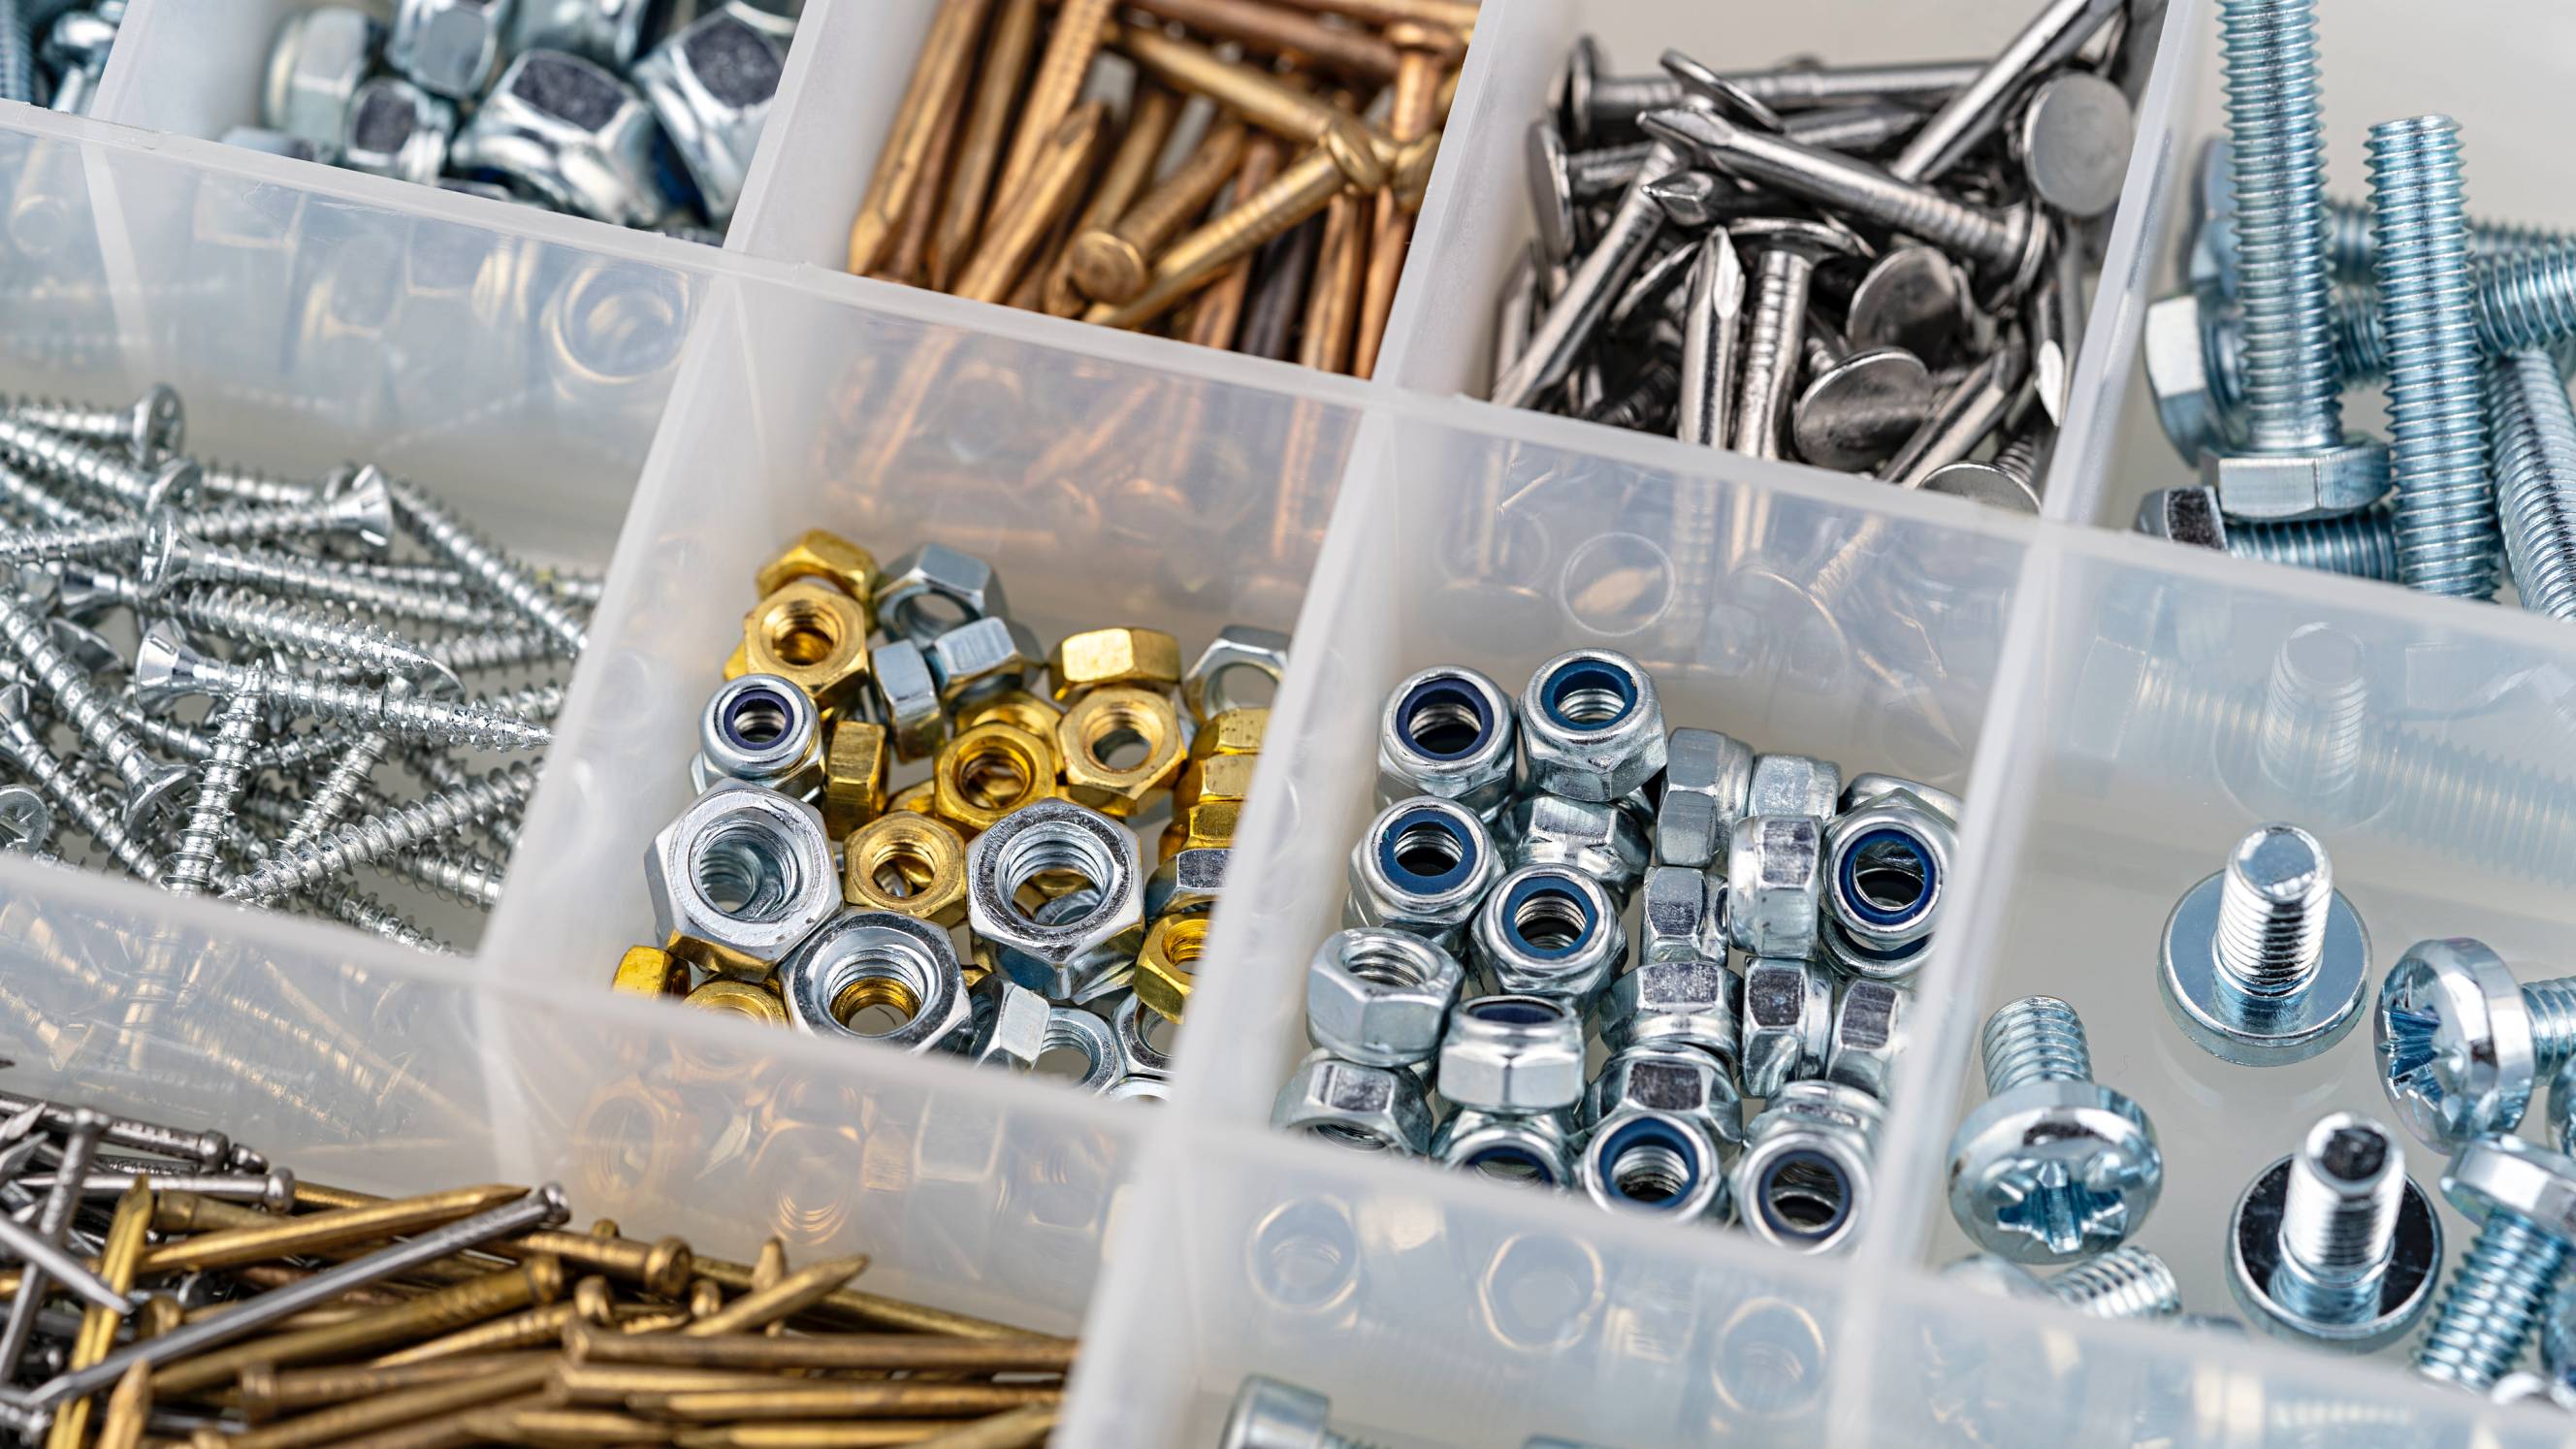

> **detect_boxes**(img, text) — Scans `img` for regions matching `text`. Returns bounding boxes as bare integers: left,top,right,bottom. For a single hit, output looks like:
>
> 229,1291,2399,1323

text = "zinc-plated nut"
1656,726,1753,868
264,6,383,158
1517,649,1666,802
1433,1107,1578,1188
1305,927,1465,1069
1376,664,1518,819
632,8,786,224
1726,815,1824,960
1734,1080,1886,1256
1580,1108,1727,1223
1183,625,1291,724
510,0,662,67
931,722,1059,837
840,812,968,928
1841,772,1964,821
1468,865,1626,1009
2162,823,2369,1067
757,528,878,602
645,781,840,979
1345,796,1499,949
964,973,1050,1071
1144,846,1226,919
965,800,1144,1003
821,720,888,839
1741,957,1831,1098
338,77,457,186
1586,1043,1744,1147
778,909,970,1053
2204,438,2393,524
1047,626,1182,703
1111,991,1175,1079
1056,685,1185,817
1819,788,1954,982
1103,1075,1171,1103
1037,1006,1120,1092
450,50,677,227
1134,914,1208,1021
1824,979,1908,1100
741,579,873,716
870,640,947,761
874,543,1005,646
391,0,514,100
1504,791,1650,903
2144,288,2233,463
1272,1050,1433,1155
2226,1113,2442,1351
1637,863,1723,963
927,616,1042,710
1436,993,1585,1115
1747,752,1841,821
1602,955,1741,1066
691,673,823,799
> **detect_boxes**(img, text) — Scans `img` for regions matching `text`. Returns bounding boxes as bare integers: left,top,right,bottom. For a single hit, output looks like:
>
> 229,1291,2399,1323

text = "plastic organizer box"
4,0,2576,1443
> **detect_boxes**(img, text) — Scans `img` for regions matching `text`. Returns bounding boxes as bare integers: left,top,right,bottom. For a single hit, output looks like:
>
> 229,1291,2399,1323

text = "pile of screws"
1275,648,1952,1251
3,0,123,113
0,1086,1069,1446
225,0,793,240
849,0,1464,374
2138,0,2576,613
616,529,1284,1096
0,384,583,950
1492,3,2154,511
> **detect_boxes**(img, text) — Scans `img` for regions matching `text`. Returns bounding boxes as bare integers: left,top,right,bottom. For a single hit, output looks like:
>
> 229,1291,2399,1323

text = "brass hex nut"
1175,752,1259,812
1056,686,1185,818
611,945,687,998
743,579,872,716
1047,627,1183,703
1160,800,1242,858
843,812,970,927
956,689,1063,740
682,977,789,1026
756,528,879,601
821,720,888,841
1188,706,1268,761
723,640,750,680
891,780,936,817
1135,914,1209,1021
932,722,1061,836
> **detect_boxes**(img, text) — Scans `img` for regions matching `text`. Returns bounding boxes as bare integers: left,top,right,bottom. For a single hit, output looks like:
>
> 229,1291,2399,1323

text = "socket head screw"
1948,997,2160,1265
2227,1114,2440,1350
2159,824,2368,1065
2377,937,2537,1152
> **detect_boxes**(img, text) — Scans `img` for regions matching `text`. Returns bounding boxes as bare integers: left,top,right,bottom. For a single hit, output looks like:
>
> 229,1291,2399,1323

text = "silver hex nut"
1586,1043,1744,1147
1272,1050,1433,1155
1184,625,1292,724
1346,796,1500,950
875,544,1006,646
964,801,1144,1003
633,8,786,225
777,910,971,1053
1637,864,1723,964
1517,649,1666,802
1146,846,1227,919
965,974,1052,1071
450,50,678,227
645,781,840,978
1727,815,1824,960
2144,289,2232,464
1377,665,1518,820
263,6,383,158
1601,955,1741,1068
390,0,514,101
1504,791,1650,903
1305,927,1465,1068
1741,957,1831,1098
1819,787,1955,982
1469,865,1626,1011
1436,994,1587,1115
1824,979,1909,1100
1656,726,1753,867
338,77,459,186
926,616,1042,709
1433,1107,1578,1188
1746,753,1840,821
1110,991,1174,1079
869,640,948,762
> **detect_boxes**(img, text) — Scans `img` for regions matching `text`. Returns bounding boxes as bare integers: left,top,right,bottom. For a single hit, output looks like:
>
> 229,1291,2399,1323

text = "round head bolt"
1345,796,1499,950
1438,994,1585,1116
1740,956,1829,1098
1468,865,1626,1010
1602,954,1739,1067
1586,1043,1743,1149
264,6,384,157
1304,928,1464,1069
1503,791,1649,903
2416,1137,2576,1390
390,0,514,100
1270,1050,1433,1156
1947,996,2162,1265
2227,1113,2440,1351
1517,649,1665,803
1725,815,1823,961
2159,824,2368,1066
633,9,786,225
339,77,459,187
1654,726,1752,869
2376,937,2576,1152
1184,626,1290,726
1375,664,1518,819
450,51,677,227
1819,786,1953,982
2133,484,2231,551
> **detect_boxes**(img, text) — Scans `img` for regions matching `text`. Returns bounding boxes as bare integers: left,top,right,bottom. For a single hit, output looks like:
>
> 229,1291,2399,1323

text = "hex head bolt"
1489,140,1683,409
1728,219,1859,460
2158,823,2368,1065
134,622,548,754
2412,1138,2576,1392
1946,996,2162,1265
0,414,199,513
159,692,263,897
1220,1375,1386,1449
1,384,183,462
0,595,188,826
2376,937,2576,1152
380,470,587,656
2228,1113,2441,1349
1943,1243,2183,1319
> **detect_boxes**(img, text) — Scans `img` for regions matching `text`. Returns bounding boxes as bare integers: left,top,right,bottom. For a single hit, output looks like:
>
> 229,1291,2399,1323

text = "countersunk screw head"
1947,1079,2161,1265
2376,937,2536,1152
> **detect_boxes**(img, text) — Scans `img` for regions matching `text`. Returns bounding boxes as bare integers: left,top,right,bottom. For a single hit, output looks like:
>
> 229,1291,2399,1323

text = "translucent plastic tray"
4,0,2575,1439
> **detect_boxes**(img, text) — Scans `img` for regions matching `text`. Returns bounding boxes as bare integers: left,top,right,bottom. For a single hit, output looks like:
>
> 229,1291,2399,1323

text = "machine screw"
1220,1375,1386,1449
2227,1112,2441,1349
1943,1243,2183,1319
160,693,261,897
2487,350,2576,620
134,622,549,753
2415,1137,2576,1392
1946,995,2162,1264
2158,823,2368,1065
2375,936,2576,1152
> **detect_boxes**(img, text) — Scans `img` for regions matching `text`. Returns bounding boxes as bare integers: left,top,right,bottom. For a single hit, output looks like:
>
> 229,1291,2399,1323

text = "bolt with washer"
2158,822,2367,1065
2226,1112,2441,1350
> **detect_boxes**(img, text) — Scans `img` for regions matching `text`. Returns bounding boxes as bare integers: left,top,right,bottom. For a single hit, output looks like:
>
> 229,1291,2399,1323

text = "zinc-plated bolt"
2415,1136,2576,1392
1729,219,1859,460
0,416,197,513
2158,823,2368,1065
0,593,188,824
1220,1375,1386,1449
1942,1244,2182,1319
2487,350,2576,620
136,514,505,629
2366,114,2496,599
159,692,261,897
221,760,537,905
2237,504,2401,578
2227,1113,2441,1349
2,385,183,462
0,0,32,105
1946,995,2162,1264
2375,936,2576,1152
2253,625,2369,807
133,622,548,753
380,469,587,656
1491,141,1684,409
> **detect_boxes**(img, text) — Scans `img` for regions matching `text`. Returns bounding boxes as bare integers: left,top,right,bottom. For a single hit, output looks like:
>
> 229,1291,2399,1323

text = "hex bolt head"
2158,823,2368,1066
2227,1114,2442,1351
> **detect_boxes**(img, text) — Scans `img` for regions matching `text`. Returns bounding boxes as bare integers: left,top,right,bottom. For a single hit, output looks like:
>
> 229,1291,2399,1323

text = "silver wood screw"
0,592,188,823
221,761,538,905
136,515,506,629
1,384,182,462
134,623,550,753
160,692,262,897
0,416,197,513
381,469,587,655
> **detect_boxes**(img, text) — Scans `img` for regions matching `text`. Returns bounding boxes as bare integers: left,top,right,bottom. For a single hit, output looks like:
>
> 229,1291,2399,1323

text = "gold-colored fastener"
1046,628,1183,702
822,721,890,840
1188,706,1269,759
932,723,1060,836
1136,915,1210,1021
612,946,689,999
684,979,789,1028
842,814,971,927
1055,687,1185,816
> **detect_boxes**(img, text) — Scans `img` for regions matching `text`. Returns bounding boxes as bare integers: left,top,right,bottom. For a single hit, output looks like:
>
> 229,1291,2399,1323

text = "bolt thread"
2218,0,2342,452
0,594,156,793
1991,435,2044,486
385,476,587,655
209,660,550,752
160,694,261,896
281,733,391,850
2256,627,2368,802
2211,825,2333,997
2416,1209,2569,1390
174,537,504,629
2277,1119,2402,1295
2489,351,2576,619
0,414,154,507
2522,980,2576,1078
222,762,535,905
2226,504,2401,579
2045,1245,2180,1320
2367,116,2497,599
173,587,445,684
1980,995,2092,1095
0,461,101,528
2542,1272,2576,1384
2324,197,2576,280
0,716,155,879
195,461,318,507
428,627,559,675
0,0,31,105
0,516,142,563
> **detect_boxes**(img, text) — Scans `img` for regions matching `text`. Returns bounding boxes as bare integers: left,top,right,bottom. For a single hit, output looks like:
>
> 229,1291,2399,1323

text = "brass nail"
547,1364,798,1407
956,103,1110,305
237,1356,552,1423
1112,23,1384,159
563,1325,1073,1375
1240,208,1325,359
686,1261,1044,1342
751,1239,789,1340
1042,85,1183,316
219,1358,555,1449
298,1181,696,1296
990,0,1118,212
632,1386,1060,1423
879,93,968,287
1181,134,1287,349
144,1185,524,1272
1070,115,1250,305
328,1389,553,1449
1351,22,1460,377
1246,0,1476,33
685,1257,869,1338
849,0,996,275
45,1180,151,1449
670,1426,951,1449
1298,188,1367,372
157,1259,563,1396
587,1220,622,1240
930,0,1044,291
1117,0,1400,79
906,1405,1062,1449
94,1361,150,1449
456,1405,672,1446
370,1273,613,1368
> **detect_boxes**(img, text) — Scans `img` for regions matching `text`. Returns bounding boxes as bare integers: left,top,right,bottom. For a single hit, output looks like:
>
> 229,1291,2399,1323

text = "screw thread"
544,569,604,606
1586,356,1680,432
0,414,154,507
2045,1244,2181,1320
384,475,587,654
0,461,103,528
2541,1272,2576,1384
174,587,446,684
0,515,138,563
177,497,362,551
2211,824,2333,997
0,718,155,879
2416,1209,2569,1390
2275,1117,2402,1314
2256,626,2368,802
175,537,504,629
2218,0,2341,452
374,845,508,911
2488,351,2576,619
222,762,535,905
0,595,156,792
2,395,127,450
2367,115,2497,599
2521,980,2576,1078
207,660,550,752
410,751,523,852
160,694,261,896
281,733,392,849
428,627,559,675
1991,435,2044,486
2226,504,2401,579
1980,995,2093,1094
1700,123,2024,270
2323,197,2575,280
0,0,32,105
194,461,318,507
478,680,566,724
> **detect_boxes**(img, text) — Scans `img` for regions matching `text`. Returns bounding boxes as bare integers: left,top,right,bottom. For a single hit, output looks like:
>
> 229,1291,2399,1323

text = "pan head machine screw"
1947,995,2161,1264
2375,937,2576,1152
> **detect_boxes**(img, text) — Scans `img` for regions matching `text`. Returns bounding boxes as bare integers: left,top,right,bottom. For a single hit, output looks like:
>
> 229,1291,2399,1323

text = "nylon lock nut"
339,77,456,186
1518,649,1666,802
1601,955,1741,1067
632,8,787,225
451,50,677,228
1503,791,1650,903
1656,726,1753,868
1377,664,1518,819
1820,786,1954,982
1434,1108,1578,1188
1437,994,1586,1116
1305,927,1465,1068
1734,1081,1886,1257
691,673,823,799
1586,1043,1744,1149
265,6,385,158
1637,863,1723,964
1272,1050,1433,1156
1346,796,1500,949
1741,957,1830,1098
391,0,513,100
1469,865,1626,1009
1727,815,1825,960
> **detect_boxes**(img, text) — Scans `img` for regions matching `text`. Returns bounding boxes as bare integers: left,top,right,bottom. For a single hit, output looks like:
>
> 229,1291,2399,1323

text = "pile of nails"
848,0,1465,374
4,0,124,114
1495,4,2158,512
0,1087,1069,1447
2136,0,2576,617
0,384,584,951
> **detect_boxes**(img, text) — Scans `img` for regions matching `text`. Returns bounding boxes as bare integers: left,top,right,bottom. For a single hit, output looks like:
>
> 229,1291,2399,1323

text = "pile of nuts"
1273,647,1953,1253
0,383,582,951
4,0,124,113
848,0,1464,374
1493,0,2157,511
232,0,794,239
617,529,1286,1097
2138,0,2576,613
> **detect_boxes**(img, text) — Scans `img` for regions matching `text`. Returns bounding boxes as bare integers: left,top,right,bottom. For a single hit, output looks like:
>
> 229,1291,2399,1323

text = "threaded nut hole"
761,598,842,665
1511,887,1590,951
1392,820,1465,880
692,822,800,921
